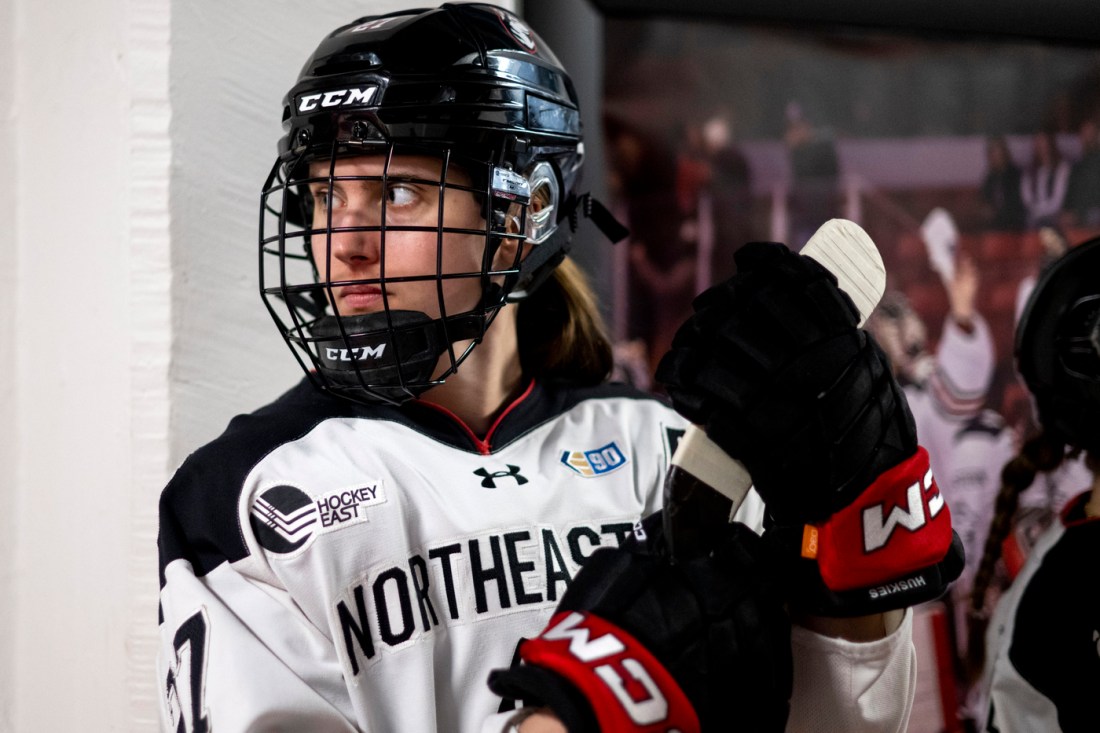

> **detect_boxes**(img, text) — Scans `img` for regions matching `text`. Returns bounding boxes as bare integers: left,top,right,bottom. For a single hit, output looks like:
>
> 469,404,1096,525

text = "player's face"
307,154,492,319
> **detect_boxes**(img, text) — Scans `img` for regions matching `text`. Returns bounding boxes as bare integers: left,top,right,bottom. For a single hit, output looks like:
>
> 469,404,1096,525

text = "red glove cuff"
521,610,700,733
804,446,953,592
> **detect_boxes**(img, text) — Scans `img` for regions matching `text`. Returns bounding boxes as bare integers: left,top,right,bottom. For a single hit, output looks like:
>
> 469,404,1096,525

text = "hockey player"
156,5,960,732
969,235,1100,732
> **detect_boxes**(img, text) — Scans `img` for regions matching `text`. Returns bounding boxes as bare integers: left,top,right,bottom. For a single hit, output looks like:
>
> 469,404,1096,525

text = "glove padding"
656,241,962,615
488,513,792,733
656,241,917,525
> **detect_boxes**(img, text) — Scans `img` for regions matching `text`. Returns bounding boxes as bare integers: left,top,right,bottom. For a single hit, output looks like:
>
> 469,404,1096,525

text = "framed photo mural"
565,2,1100,731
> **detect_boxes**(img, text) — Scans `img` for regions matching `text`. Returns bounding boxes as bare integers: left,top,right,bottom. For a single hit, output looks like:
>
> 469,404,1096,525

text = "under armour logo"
473,465,528,489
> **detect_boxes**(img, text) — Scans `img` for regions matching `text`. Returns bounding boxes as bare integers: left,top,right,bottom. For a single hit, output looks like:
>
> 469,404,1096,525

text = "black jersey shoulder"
1006,518,1100,731
158,378,362,584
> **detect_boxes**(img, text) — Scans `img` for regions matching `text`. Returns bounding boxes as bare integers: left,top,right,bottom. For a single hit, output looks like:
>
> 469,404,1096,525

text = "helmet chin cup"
304,311,448,405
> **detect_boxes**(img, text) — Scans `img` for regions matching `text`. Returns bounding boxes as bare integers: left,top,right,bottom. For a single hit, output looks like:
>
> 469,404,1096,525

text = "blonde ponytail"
517,257,613,385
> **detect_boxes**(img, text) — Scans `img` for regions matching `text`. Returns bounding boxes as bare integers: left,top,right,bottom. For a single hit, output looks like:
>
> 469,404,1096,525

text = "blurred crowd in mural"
600,18,1100,733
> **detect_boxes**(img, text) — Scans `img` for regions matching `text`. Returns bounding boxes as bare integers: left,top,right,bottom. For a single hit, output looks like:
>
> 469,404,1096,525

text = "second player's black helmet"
1015,235,1100,453
260,4,597,405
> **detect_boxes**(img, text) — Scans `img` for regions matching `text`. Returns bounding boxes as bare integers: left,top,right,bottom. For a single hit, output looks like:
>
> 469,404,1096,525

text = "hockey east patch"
250,481,386,554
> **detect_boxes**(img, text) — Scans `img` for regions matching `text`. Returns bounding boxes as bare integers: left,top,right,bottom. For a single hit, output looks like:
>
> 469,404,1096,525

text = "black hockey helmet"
259,4,617,405
1015,235,1100,453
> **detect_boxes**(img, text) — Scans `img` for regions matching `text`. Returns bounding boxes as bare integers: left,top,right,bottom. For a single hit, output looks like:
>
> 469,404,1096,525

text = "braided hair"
964,430,1071,682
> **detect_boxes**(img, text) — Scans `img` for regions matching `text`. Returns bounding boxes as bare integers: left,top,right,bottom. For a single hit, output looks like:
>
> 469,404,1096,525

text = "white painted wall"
3,1,515,730
10,0,165,729
0,0,17,728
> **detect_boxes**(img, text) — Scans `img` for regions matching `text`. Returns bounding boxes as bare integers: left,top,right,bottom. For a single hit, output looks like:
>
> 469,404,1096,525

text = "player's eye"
310,187,339,211
385,183,417,208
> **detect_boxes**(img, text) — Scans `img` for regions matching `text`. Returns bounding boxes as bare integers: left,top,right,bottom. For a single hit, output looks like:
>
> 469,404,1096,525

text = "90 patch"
561,442,627,477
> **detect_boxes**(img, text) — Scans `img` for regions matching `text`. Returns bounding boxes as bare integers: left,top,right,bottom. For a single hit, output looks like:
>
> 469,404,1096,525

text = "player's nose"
326,202,382,268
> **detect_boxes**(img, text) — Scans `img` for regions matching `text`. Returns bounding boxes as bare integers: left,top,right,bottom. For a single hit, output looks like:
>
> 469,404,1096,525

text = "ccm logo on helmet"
862,467,944,552
326,344,386,362
297,86,379,113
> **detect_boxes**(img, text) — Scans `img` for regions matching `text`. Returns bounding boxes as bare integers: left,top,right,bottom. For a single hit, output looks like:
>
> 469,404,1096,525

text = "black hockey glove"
656,242,963,616
487,513,792,733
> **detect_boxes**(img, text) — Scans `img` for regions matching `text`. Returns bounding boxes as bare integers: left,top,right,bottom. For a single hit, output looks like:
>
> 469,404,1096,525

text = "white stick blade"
801,218,885,326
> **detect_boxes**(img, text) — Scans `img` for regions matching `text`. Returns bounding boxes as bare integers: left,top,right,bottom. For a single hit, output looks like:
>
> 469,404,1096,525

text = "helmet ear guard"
524,161,562,246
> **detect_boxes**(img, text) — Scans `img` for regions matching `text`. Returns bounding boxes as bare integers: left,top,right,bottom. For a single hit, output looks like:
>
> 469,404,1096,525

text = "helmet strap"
507,193,628,302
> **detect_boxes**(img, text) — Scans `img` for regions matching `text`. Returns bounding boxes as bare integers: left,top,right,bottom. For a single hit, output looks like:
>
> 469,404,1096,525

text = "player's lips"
337,285,386,312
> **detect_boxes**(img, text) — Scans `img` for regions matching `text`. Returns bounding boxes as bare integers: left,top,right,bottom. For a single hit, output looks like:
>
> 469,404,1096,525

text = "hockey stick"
664,219,886,559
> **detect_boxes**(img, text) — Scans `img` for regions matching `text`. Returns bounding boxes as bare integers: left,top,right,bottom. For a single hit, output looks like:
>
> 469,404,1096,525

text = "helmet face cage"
258,4,584,406
260,138,531,405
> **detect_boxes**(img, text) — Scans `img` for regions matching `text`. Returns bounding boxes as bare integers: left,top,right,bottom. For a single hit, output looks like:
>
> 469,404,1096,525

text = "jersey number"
166,608,211,733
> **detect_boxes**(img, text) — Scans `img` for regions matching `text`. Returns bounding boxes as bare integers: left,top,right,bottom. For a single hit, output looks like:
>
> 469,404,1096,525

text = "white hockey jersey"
157,378,916,732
